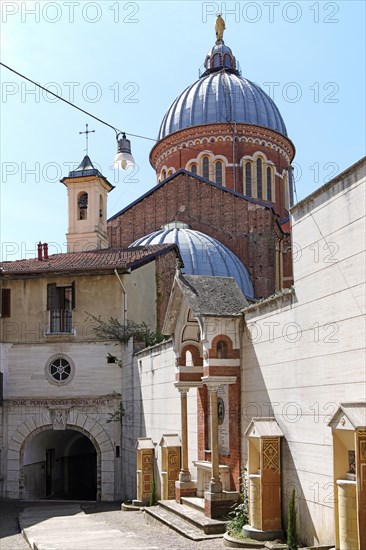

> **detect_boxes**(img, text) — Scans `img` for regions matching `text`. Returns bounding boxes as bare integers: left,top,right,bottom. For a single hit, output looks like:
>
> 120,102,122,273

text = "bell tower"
61,155,114,253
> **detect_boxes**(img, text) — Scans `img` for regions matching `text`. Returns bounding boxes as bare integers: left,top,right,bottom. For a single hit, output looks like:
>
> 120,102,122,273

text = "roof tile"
0,245,176,275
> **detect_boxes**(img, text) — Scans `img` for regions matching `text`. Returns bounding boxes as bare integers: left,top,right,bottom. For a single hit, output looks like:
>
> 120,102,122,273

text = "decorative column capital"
174,382,190,395
174,381,202,394
207,384,221,395
202,375,236,392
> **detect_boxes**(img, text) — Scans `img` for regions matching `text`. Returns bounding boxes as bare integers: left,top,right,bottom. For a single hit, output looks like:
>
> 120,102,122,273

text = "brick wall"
155,249,178,332
108,172,284,298
150,122,295,220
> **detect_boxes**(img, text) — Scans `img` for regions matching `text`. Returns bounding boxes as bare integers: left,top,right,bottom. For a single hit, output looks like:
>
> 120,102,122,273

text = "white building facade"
241,157,366,546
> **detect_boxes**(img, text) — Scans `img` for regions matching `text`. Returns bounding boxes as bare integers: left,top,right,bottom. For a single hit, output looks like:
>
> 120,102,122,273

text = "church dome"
130,222,255,299
158,39,287,140
158,72,287,140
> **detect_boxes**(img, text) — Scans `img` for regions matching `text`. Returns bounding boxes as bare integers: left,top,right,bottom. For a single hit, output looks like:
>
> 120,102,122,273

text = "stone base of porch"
175,480,197,503
204,489,239,519
132,499,150,506
243,524,284,541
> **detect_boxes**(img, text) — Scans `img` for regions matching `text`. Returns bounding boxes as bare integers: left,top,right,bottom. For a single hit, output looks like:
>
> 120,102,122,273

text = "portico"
163,271,248,518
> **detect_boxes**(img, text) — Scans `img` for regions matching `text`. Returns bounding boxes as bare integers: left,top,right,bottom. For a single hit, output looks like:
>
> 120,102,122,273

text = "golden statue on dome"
215,14,226,42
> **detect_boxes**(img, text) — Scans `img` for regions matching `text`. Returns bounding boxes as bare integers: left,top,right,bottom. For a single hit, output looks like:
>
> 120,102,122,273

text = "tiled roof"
0,245,177,275
178,273,248,316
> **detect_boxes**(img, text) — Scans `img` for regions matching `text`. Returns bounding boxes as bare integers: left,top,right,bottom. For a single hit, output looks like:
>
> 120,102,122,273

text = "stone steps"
181,496,205,512
143,499,227,540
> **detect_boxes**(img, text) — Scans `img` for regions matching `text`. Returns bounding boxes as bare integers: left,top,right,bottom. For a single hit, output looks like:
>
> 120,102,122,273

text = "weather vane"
79,123,95,156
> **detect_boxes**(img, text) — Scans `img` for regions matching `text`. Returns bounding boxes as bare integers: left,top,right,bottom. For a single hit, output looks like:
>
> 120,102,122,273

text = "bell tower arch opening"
22,428,98,500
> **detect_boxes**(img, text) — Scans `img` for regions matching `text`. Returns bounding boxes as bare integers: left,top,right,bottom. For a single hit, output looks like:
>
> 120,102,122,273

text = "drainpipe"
114,269,128,324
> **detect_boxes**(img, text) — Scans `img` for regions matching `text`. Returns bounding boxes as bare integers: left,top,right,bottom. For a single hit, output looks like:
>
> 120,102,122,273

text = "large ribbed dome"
158,38,287,140
130,222,255,299
158,72,287,140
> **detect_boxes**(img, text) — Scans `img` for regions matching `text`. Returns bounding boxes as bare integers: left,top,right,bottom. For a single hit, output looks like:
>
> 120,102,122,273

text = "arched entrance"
23,429,97,500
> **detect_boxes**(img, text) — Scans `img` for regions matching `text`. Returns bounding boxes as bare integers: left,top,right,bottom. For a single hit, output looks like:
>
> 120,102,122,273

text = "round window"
45,354,75,385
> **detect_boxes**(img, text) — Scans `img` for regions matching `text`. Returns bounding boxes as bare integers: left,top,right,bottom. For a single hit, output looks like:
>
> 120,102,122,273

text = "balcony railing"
48,309,73,333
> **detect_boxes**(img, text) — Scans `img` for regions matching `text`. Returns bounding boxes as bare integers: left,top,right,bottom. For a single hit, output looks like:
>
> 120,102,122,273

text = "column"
209,385,222,492
178,387,191,483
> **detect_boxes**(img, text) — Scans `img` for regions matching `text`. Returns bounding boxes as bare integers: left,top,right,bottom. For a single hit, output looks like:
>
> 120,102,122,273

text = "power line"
0,61,157,142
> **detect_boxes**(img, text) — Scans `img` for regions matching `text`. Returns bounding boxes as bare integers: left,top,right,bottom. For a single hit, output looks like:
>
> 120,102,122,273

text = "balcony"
47,309,73,334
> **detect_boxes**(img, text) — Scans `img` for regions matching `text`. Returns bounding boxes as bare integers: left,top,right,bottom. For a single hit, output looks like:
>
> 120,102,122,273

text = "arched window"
215,161,223,185
216,340,228,359
224,54,232,68
185,350,193,366
256,158,263,199
190,164,197,175
212,53,221,68
77,192,88,220
161,169,166,180
245,162,252,196
202,157,209,179
267,167,272,202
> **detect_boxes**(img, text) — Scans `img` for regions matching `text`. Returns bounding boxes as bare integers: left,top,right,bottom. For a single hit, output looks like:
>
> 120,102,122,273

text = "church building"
0,15,365,550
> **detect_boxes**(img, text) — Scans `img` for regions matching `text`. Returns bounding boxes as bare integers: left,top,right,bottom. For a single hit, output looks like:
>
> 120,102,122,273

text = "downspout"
114,268,128,486
114,269,128,324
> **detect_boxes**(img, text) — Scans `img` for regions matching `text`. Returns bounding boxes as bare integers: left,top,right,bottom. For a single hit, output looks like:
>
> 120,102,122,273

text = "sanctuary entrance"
23,429,97,500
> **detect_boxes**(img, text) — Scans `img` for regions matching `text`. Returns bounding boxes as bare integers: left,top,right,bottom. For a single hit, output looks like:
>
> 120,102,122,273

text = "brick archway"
179,344,203,367
7,410,115,501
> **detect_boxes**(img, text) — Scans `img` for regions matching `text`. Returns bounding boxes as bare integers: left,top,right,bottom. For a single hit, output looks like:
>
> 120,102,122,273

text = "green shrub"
226,468,249,535
150,477,158,506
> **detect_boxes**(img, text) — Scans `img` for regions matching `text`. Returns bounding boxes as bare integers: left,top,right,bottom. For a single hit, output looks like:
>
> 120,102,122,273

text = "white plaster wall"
121,339,198,501
0,340,123,500
241,161,366,545
4,341,121,399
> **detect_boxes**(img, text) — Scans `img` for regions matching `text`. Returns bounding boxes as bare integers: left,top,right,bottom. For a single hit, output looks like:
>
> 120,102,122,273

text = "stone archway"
7,409,115,501
23,428,98,500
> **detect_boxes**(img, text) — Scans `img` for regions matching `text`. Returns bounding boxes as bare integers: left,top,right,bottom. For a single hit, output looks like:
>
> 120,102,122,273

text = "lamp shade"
114,133,135,170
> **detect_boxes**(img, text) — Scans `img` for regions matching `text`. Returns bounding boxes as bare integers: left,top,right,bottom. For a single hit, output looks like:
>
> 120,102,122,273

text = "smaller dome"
204,41,238,74
130,222,254,299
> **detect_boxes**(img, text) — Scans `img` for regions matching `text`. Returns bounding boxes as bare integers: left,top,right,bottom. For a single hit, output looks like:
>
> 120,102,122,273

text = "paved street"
0,501,226,550
0,501,30,550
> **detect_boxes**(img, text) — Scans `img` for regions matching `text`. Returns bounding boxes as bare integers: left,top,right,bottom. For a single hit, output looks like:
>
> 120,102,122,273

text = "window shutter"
47,283,57,310
71,281,76,309
1,289,11,317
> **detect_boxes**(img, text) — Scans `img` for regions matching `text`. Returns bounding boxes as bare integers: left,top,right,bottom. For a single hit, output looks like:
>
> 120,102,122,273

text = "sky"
1,0,365,261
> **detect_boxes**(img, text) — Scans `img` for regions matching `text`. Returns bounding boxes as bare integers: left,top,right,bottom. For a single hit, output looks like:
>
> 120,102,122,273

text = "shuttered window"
1,289,11,317
47,283,75,310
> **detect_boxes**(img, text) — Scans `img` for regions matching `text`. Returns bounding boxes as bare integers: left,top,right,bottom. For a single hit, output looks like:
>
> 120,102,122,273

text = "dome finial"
215,14,226,42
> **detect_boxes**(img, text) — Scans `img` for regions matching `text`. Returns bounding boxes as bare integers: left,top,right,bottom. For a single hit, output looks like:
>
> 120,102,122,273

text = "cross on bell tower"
79,124,95,156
